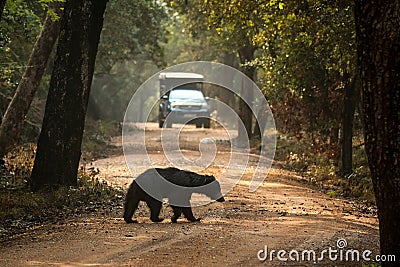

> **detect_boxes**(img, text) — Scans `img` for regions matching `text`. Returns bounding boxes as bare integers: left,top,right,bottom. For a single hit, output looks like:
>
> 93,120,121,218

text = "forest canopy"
0,0,366,195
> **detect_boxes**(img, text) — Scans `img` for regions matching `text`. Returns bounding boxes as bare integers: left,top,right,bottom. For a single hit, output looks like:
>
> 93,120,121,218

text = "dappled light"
1,0,398,265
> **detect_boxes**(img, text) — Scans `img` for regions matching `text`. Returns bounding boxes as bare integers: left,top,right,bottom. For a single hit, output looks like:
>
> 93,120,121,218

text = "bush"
275,133,374,204
0,144,124,240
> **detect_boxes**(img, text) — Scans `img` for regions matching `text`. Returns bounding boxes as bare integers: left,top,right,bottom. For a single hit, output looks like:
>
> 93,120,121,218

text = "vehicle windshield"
169,89,205,100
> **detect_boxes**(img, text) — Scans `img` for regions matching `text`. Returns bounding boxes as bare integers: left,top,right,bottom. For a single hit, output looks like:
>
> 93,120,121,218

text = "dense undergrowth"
0,150,124,240
0,120,124,240
274,133,375,205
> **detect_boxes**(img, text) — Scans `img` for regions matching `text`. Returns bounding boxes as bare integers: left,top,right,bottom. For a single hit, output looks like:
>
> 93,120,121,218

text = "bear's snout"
216,196,225,202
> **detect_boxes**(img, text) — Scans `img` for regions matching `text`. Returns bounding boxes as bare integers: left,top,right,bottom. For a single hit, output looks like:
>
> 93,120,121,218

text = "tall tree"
0,0,43,92
341,73,358,176
30,0,108,189
237,44,256,142
255,0,358,170
355,0,400,265
0,2,63,157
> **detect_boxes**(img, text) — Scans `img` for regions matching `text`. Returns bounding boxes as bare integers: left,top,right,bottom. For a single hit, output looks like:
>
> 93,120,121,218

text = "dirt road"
0,123,379,266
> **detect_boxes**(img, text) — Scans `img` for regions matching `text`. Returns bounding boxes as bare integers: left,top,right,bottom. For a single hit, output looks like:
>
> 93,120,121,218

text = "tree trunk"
237,45,256,144
30,0,108,190
355,1,400,265
340,73,357,176
219,52,236,107
0,0,6,21
253,105,266,142
0,2,63,157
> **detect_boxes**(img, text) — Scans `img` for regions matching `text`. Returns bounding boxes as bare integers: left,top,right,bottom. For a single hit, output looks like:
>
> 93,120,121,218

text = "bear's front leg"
182,207,201,222
123,189,140,223
124,217,138,224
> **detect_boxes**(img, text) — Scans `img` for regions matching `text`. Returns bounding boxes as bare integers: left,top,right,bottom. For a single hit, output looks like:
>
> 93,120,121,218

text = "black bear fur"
123,167,225,223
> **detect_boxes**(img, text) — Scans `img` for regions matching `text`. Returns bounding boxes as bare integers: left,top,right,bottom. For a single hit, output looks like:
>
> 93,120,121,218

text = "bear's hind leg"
182,207,200,222
171,206,182,223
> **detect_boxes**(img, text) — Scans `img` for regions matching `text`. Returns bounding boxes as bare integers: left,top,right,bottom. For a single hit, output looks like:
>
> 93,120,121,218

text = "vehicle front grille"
177,105,202,110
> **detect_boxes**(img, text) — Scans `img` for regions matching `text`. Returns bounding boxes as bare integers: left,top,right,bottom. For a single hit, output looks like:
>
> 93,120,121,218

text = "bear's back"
154,167,215,187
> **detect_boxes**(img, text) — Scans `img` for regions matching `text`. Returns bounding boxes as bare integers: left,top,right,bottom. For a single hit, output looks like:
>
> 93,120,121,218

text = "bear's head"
202,175,225,202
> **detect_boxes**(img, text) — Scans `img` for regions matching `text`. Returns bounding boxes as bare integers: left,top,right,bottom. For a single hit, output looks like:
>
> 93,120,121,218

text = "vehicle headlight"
171,104,177,108
201,103,208,109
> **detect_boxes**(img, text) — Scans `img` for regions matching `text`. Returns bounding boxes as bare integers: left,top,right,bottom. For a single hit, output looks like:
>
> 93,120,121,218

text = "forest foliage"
168,0,370,200
0,0,371,200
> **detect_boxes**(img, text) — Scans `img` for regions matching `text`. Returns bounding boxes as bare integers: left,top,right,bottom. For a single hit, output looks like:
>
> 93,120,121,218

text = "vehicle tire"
203,118,211,128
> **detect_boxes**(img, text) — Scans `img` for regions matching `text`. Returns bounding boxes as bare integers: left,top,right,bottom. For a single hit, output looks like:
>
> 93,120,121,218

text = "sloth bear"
123,167,225,223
